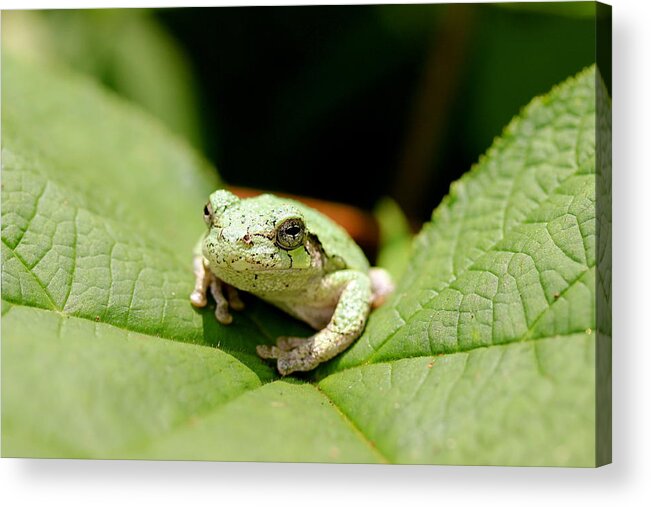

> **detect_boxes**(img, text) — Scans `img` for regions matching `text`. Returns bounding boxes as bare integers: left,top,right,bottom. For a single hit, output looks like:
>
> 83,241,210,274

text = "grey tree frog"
190,189,394,375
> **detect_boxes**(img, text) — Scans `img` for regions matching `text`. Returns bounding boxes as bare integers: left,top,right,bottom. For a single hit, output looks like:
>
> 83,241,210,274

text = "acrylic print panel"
1,2,611,466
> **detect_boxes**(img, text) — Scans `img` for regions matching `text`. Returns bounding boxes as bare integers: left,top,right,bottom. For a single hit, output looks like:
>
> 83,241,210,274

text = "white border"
0,0,635,9
2,0,650,505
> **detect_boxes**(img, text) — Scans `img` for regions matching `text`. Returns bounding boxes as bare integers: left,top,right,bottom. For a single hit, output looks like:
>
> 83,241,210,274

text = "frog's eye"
203,202,213,225
275,217,305,250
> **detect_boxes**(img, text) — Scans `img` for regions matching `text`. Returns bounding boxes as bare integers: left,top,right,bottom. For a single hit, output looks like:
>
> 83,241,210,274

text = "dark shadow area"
157,3,596,220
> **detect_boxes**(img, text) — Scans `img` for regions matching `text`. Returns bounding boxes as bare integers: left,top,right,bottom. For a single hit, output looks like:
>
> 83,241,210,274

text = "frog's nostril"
240,234,254,246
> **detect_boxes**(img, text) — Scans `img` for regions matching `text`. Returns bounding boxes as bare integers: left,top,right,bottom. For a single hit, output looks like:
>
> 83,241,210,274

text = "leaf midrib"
121,330,588,463
2,296,589,464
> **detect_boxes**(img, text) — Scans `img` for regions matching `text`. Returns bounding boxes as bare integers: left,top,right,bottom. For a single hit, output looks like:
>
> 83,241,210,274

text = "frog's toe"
275,336,308,351
256,344,280,359
189,289,208,308
214,304,233,325
225,284,245,311
209,278,234,325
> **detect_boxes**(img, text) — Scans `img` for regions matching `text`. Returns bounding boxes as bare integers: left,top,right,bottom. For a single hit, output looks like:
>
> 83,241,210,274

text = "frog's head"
202,190,320,289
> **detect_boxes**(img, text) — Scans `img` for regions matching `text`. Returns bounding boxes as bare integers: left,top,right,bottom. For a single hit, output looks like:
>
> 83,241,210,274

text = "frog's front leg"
190,255,211,308
190,252,244,324
257,270,372,375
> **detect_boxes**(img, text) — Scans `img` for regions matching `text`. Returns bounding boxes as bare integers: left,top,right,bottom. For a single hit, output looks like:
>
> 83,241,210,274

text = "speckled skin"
190,189,393,375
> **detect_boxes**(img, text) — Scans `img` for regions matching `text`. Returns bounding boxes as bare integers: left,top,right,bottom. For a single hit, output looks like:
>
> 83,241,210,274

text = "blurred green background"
3,3,597,222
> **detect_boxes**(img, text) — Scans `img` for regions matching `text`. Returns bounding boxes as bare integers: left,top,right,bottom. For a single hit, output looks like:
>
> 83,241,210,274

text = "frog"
190,189,394,375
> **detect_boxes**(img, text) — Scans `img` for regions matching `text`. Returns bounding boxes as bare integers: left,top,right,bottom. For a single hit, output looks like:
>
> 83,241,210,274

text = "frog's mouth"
221,255,291,273
215,244,313,273
230,258,315,274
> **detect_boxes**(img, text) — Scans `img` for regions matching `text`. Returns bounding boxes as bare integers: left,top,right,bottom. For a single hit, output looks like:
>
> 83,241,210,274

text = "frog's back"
287,198,370,273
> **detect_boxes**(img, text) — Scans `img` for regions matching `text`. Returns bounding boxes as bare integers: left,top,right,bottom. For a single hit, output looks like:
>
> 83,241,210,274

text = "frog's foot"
369,267,394,308
275,336,308,351
257,339,320,376
255,340,288,359
256,337,307,358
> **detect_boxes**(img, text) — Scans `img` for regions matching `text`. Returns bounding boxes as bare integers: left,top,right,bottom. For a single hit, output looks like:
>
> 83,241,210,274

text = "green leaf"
2,306,261,458
374,197,413,282
327,66,598,372
2,52,604,466
316,66,602,466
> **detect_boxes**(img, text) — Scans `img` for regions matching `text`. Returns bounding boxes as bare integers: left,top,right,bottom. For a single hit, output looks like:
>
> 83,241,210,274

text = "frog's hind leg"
369,267,394,308
258,270,372,375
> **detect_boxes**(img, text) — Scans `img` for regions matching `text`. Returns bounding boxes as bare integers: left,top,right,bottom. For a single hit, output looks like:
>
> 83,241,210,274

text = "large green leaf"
2,53,604,466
